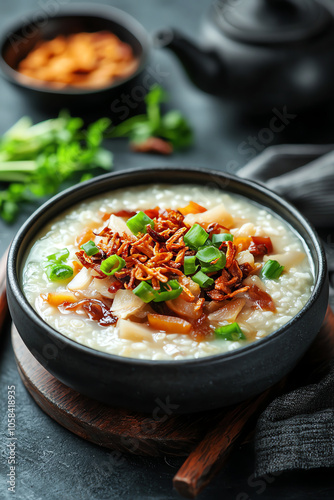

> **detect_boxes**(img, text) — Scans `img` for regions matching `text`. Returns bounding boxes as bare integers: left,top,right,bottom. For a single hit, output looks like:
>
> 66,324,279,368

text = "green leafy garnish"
81,240,100,256
184,224,209,250
100,255,126,276
192,271,214,289
132,279,182,303
183,255,199,276
46,264,73,282
215,323,246,341
45,246,73,281
0,112,113,222
261,259,284,280
126,211,154,236
109,84,193,150
212,233,233,247
47,248,70,263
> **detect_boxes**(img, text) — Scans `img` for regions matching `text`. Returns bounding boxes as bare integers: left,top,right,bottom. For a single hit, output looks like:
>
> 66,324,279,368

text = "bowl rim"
7,166,328,367
0,3,151,96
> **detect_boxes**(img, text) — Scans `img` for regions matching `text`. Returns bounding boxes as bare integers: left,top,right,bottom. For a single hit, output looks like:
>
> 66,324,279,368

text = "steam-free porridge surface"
22,184,314,360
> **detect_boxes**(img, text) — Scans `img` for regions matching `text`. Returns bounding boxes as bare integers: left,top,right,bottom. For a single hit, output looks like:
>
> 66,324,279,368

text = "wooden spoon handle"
0,247,9,333
173,388,278,499
173,307,334,498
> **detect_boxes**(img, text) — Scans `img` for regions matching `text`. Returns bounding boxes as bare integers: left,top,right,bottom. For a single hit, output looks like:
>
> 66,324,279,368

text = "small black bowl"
0,4,150,111
7,168,329,413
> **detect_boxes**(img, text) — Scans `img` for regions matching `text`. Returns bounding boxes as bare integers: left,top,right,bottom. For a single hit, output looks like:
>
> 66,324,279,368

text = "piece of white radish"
167,296,202,320
107,214,135,238
263,251,305,270
208,297,246,324
93,277,116,299
178,275,201,297
236,250,254,266
231,223,255,238
111,289,145,319
184,204,234,228
118,319,153,342
67,267,93,291
243,275,266,292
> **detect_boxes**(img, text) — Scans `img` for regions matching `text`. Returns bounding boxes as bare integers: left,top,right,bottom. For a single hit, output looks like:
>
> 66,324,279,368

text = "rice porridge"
22,184,314,361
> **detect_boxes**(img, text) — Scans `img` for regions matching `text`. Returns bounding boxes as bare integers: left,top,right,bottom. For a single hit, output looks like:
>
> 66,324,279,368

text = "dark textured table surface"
1,1,334,499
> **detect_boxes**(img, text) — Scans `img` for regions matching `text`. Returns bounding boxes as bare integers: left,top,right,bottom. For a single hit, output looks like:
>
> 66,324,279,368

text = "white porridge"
22,184,314,360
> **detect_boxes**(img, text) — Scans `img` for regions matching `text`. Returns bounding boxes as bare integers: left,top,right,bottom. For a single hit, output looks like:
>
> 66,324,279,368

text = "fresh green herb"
184,224,209,250
215,322,246,341
46,264,73,282
133,281,157,303
100,255,126,276
196,245,222,264
0,112,113,222
195,245,226,273
153,280,182,302
200,253,226,274
45,247,73,281
109,84,193,150
46,247,70,263
261,259,284,280
183,255,199,275
126,211,154,236
132,280,182,303
192,270,214,288
212,233,233,247
81,240,100,256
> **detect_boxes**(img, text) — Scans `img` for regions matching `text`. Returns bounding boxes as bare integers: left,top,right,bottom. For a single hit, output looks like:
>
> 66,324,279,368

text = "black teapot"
155,0,334,113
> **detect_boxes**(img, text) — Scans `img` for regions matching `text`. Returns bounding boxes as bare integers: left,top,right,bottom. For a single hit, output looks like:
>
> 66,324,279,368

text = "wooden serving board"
11,307,334,498
10,305,334,498
11,324,214,457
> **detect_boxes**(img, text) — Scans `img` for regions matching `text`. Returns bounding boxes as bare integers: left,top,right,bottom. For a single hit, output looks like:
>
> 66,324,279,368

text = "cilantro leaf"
0,113,113,223
109,84,193,151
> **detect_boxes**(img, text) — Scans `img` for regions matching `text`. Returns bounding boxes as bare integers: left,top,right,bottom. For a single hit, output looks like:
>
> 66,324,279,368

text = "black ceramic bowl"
7,168,328,413
0,4,150,111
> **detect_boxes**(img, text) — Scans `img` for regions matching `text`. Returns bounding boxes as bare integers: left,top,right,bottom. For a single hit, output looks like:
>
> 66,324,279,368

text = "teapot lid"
214,0,332,44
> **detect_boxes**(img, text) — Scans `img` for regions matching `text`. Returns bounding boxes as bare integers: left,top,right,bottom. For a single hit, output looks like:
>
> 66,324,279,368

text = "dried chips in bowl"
17,31,139,89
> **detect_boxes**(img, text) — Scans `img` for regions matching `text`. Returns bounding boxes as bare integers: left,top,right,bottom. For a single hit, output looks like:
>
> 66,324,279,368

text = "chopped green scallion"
184,224,209,250
183,255,198,275
46,264,73,282
46,247,69,263
212,233,233,247
126,211,154,236
133,281,156,303
196,245,222,263
192,270,214,288
200,253,226,273
132,279,182,303
261,259,284,280
215,322,246,341
100,255,126,276
81,240,100,256
153,280,182,302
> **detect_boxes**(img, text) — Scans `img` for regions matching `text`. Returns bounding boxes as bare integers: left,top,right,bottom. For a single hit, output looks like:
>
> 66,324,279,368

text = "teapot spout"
154,29,225,95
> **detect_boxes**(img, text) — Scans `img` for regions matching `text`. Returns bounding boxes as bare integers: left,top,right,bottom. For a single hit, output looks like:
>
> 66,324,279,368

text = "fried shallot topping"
74,209,257,308
53,205,278,339
77,209,189,290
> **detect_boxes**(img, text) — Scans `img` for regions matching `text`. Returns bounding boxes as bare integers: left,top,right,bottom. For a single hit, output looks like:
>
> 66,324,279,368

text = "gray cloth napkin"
238,146,334,476
238,147,334,229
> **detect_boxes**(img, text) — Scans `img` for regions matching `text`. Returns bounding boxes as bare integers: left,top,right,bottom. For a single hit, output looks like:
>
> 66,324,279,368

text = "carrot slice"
234,236,251,252
101,212,111,221
42,292,77,307
76,228,95,246
179,201,207,216
72,261,83,274
147,313,192,334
